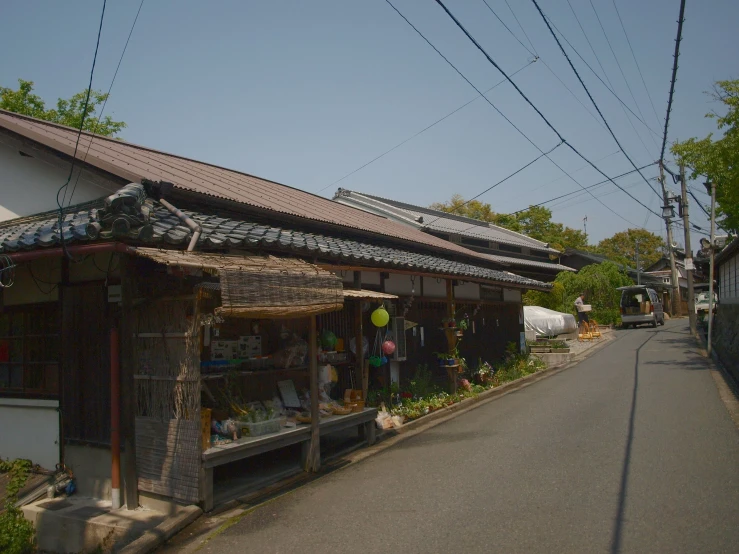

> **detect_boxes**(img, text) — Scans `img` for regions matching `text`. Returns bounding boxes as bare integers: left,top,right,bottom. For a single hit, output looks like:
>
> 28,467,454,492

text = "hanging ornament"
371,306,390,327
382,340,396,355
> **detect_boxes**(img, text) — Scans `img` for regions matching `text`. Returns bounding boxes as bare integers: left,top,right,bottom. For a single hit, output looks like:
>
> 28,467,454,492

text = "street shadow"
610,332,656,554
645,357,709,370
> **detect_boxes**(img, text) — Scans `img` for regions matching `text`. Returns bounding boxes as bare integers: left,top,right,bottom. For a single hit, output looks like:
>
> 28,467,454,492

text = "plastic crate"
240,419,281,437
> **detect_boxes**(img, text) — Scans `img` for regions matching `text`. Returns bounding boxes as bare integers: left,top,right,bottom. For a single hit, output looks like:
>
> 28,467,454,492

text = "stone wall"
714,304,739,382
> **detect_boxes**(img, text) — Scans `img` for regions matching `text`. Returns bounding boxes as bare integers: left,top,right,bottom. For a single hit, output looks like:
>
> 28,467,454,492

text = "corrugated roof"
0,110,491,262
333,189,559,253
0,184,551,290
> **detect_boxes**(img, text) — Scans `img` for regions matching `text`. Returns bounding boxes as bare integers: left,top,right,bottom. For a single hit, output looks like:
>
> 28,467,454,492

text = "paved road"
202,321,739,553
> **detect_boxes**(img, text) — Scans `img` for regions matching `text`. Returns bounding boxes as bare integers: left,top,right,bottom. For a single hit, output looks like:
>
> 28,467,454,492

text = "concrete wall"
0,140,117,223
714,304,738,382
0,398,59,469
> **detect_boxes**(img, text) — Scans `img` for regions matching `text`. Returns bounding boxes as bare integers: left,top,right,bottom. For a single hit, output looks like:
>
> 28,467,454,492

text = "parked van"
618,286,665,328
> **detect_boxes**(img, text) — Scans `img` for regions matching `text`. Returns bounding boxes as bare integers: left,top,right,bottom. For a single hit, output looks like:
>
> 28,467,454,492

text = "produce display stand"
200,408,377,511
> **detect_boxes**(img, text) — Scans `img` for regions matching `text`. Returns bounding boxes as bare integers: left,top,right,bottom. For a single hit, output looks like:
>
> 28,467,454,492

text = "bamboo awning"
342,289,398,300
131,247,343,318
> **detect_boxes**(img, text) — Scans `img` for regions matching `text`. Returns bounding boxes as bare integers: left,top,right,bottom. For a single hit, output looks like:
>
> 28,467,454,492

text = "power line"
611,0,662,129
479,0,606,132
564,0,655,159
530,0,662,201
67,0,146,207
425,142,563,229
509,162,657,214
384,0,643,228
56,0,107,259
546,14,662,141
503,0,537,55
659,0,687,163
432,0,661,223
317,58,536,194
587,0,660,156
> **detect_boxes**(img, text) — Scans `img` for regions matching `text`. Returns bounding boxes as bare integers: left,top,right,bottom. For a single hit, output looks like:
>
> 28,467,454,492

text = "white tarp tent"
524,306,577,337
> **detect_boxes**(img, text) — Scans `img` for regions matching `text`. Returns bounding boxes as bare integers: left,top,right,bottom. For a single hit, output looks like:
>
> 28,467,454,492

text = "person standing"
574,292,589,324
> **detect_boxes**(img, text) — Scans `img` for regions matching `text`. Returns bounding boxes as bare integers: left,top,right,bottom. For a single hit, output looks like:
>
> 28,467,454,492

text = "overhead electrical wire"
479,0,606,132
546,15,662,141
431,0,661,223
530,0,663,202
509,162,657,214
564,0,656,158
503,0,537,55
67,0,146,208
316,58,536,194
56,0,107,260
659,0,687,163
611,0,662,129
384,0,644,228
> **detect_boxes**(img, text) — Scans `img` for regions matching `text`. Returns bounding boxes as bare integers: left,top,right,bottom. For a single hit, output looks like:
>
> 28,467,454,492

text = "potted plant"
442,317,456,329
529,340,551,353
549,340,570,353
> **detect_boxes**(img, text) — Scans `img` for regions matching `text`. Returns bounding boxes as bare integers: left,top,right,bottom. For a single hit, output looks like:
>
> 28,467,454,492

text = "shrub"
0,458,36,554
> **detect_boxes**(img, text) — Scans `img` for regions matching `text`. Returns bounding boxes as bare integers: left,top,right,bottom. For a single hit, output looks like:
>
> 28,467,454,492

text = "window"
461,237,489,249
0,304,60,398
499,244,522,253
530,250,550,259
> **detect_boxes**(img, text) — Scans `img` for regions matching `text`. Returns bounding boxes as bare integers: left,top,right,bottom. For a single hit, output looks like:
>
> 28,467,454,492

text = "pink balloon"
382,340,396,355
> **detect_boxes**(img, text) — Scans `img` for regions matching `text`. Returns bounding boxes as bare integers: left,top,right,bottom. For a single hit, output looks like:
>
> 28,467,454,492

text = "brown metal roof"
0,110,488,261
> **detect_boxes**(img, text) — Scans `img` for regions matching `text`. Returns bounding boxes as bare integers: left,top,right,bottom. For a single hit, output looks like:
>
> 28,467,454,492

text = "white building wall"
454,281,480,300
0,140,117,222
422,277,447,298
504,288,522,303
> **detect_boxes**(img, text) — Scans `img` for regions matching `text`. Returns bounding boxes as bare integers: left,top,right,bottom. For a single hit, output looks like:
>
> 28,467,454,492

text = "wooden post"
353,272,364,394
306,315,320,472
119,254,138,509
446,279,457,394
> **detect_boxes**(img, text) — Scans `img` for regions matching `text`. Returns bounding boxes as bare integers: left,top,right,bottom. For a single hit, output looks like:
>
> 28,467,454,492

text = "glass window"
0,304,60,398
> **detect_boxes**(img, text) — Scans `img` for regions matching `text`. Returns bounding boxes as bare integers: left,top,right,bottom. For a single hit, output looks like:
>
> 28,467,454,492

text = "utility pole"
679,163,697,336
659,161,682,317
635,238,641,285
583,216,587,241
706,180,717,356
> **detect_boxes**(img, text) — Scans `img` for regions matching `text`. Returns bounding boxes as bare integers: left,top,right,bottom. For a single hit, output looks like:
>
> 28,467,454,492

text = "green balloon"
371,306,390,327
320,330,337,350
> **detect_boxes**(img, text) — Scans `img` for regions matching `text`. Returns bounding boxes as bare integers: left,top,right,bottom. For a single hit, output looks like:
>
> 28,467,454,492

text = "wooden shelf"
200,366,309,381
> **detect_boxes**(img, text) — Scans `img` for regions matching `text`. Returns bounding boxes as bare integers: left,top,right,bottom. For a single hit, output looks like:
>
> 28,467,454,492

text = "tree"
0,79,126,137
430,195,588,251
672,79,739,232
523,261,633,325
595,229,665,270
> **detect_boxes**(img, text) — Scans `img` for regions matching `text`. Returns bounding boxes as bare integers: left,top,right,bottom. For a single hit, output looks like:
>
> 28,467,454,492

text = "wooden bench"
200,408,377,510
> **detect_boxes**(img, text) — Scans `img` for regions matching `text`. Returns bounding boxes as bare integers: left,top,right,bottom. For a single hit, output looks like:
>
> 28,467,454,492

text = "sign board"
685,258,695,271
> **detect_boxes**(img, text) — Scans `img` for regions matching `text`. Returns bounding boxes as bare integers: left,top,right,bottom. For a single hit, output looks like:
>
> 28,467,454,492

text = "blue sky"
1,0,736,247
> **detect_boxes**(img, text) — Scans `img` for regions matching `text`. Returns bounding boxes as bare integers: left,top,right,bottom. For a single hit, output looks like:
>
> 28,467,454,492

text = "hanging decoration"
382,340,396,355
371,305,390,327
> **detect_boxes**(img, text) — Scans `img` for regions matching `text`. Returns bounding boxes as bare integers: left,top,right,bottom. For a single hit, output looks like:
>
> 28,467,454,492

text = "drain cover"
37,500,72,511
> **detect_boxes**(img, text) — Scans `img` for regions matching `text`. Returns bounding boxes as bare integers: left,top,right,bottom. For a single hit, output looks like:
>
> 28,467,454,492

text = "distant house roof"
562,248,665,286
332,189,559,254
0,110,497,264
0,183,551,291
477,253,575,273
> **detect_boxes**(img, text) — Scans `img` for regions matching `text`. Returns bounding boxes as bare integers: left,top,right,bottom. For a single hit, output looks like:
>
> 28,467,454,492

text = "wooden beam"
306,316,320,472
352,272,364,394
119,254,139,509
446,279,458,395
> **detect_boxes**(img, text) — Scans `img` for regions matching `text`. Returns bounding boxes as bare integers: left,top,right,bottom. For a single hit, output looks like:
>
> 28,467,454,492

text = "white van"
618,286,665,328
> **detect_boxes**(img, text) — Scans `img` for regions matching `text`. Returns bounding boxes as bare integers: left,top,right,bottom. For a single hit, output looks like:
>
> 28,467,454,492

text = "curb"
693,330,739,429
118,505,203,554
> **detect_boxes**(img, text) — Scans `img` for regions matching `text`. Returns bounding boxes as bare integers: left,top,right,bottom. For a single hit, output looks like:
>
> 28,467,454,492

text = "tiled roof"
0,110,489,262
333,189,559,253
0,185,550,290
479,253,575,273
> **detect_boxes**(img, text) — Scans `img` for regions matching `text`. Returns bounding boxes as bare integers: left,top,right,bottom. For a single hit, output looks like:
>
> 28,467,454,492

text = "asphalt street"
200,320,739,553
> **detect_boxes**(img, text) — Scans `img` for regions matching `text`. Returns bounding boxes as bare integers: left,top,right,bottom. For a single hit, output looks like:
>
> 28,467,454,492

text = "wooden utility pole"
679,163,697,336
659,162,682,316
306,315,320,472
445,279,458,394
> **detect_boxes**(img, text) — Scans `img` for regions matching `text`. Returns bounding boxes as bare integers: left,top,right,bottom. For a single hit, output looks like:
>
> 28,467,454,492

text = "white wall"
504,288,522,303
423,277,447,298
384,274,414,295
3,258,61,305
0,398,59,469
454,281,480,300
0,140,117,222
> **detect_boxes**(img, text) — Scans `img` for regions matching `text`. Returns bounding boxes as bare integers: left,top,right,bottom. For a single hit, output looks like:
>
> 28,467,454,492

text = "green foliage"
408,364,437,398
672,80,739,232
525,262,631,325
430,195,588,251
0,459,36,554
0,79,126,137
595,228,666,269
